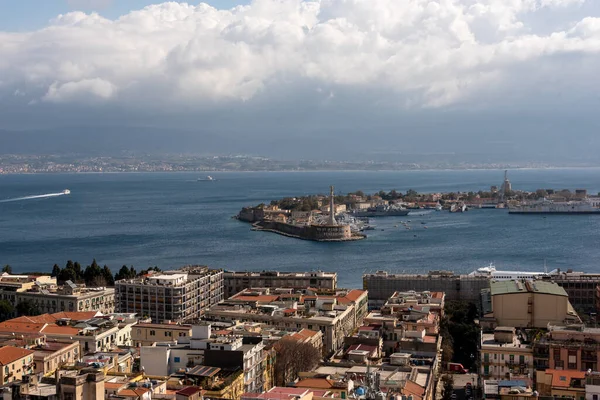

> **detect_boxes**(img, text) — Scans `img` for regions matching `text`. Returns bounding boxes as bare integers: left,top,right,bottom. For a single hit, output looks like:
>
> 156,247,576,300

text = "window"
150,330,156,336
174,357,180,362
554,348,561,360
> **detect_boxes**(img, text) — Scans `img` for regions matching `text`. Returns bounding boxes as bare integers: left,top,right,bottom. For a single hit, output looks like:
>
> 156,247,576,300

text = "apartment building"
0,274,115,314
205,288,368,354
131,322,193,346
536,369,586,399
550,270,600,312
382,290,445,317
115,266,224,323
140,324,266,393
0,346,35,385
0,312,131,354
487,280,581,329
224,271,337,298
480,327,533,383
533,324,600,373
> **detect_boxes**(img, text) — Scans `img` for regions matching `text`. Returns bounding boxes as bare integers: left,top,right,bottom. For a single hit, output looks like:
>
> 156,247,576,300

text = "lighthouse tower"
329,186,337,226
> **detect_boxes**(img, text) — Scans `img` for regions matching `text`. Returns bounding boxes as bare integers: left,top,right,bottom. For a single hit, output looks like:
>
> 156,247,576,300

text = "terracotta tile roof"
0,346,34,365
339,289,366,302
548,369,586,388
105,382,126,389
294,378,335,389
177,386,203,396
403,380,425,400
41,325,81,335
11,314,57,324
51,311,100,321
0,321,47,334
118,387,151,397
347,344,377,354
431,292,444,299
232,295,280,303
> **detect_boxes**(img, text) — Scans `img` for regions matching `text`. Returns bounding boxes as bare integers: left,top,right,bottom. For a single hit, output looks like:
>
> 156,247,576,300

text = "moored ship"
509,198,600,214
349,204,410,217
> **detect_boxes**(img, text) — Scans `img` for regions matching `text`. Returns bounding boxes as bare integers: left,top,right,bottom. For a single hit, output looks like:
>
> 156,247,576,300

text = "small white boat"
198,176,215,182
63,189,71,195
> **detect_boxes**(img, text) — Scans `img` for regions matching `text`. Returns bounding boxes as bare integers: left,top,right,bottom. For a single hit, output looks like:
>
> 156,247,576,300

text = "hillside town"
0,267,597,399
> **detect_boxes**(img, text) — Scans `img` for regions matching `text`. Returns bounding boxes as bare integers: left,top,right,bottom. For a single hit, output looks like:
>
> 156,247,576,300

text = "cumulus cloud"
0,0,599,111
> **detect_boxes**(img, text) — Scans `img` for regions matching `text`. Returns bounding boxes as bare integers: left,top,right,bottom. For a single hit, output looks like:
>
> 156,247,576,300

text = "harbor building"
0,273,115,314
363,270,489,307
205,288,368,354
548,270,600,313
223,271,337,298
115,266,224,323
483,280,580,329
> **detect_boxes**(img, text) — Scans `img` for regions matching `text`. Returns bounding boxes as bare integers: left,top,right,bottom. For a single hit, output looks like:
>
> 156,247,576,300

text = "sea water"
1,169,600,288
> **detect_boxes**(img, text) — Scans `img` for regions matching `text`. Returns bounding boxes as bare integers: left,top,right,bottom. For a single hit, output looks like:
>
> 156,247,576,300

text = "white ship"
509,198,600,214
62,189,71,195
469,263,557,280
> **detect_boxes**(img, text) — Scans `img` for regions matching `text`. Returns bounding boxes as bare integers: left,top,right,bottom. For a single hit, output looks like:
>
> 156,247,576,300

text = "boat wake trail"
0,192,66,203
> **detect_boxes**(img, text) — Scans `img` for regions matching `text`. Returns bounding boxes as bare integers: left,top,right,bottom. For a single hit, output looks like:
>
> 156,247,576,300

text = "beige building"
132,323,193,346
58,368,105,400
488,280,580,328
116,266,224,323
0,274,115,314
480,327,533,382
224,271,337,298
206,288,368,354
0,346,35,385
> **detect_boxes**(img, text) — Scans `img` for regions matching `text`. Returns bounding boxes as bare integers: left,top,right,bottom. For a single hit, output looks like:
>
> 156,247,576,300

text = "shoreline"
4,165,600,175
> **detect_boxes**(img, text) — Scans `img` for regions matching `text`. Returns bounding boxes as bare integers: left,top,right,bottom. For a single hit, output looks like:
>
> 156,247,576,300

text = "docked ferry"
509,198,600,214
468,263,557,280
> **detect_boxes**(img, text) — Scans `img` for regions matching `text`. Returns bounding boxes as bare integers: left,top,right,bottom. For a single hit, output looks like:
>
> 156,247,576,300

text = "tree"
16,300,41,317
51,264,61,277
57,267,77,285
274,340,321,386
84,259,103,287
114,265,137,282
102,266,115,286
441,374,454,400
0,300,14,321
1,265,12,274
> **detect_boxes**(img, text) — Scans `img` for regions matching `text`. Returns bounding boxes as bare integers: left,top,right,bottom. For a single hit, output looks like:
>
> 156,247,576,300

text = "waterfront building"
484,280,580,329
224,270,337,298
549,270,600,313
363,270,489,307
115,266,224,323
480,327,533,384
205,288,368,354
0,274,115,314
0,346,35,384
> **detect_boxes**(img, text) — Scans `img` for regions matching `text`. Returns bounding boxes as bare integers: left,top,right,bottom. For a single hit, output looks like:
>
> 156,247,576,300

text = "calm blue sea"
1,169,600,288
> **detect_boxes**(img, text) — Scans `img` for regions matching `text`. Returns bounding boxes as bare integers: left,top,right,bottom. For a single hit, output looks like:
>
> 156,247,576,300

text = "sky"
1,0,600,161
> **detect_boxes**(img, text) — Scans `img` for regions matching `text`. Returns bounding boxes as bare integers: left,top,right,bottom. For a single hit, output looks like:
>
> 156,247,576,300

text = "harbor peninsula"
237,186,365,242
